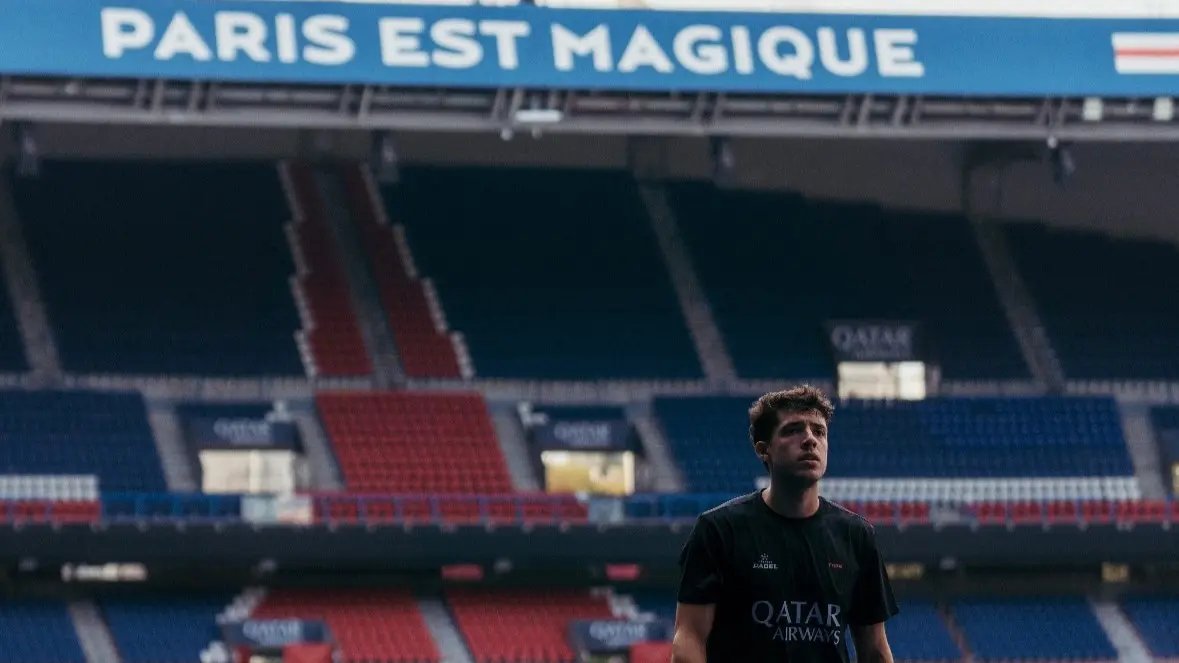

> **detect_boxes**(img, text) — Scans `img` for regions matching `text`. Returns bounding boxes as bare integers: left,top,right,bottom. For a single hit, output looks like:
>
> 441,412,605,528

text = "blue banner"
222,619,330,648
568,619,672,654
534,419,636,451
4,0,1179,95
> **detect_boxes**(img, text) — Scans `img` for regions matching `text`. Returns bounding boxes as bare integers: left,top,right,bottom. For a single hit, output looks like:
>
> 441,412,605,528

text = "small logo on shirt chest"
753,553,778,570
829,562,844,570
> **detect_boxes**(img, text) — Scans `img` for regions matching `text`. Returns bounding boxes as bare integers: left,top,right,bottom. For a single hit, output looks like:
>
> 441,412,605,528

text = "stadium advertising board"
222,619,330,648
568,619,673,654
5,0,1179,95
179,404,300,450
825,320,920,363
186,417,300,450
534,419,636,451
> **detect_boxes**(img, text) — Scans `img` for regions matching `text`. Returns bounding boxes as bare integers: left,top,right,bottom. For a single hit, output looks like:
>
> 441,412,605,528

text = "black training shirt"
678,492,899,663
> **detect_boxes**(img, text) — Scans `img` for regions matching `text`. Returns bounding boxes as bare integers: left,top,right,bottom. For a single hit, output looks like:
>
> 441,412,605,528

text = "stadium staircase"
416,597,476,663
489,404,542,491
145,401,198,492
281,162,374,380
67,601,120,663
308,164,405,385
1115,402,1169,499
340,164,467,380
0,174,52,378
289,402,345,490
626,402,685,492
1090,600,1153,663
636,182,736,385
1120,595,1179,661
968,216,1066,389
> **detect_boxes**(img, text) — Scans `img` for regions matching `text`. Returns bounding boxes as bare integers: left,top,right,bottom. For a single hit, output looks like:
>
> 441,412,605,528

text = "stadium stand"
446,588,613,663
376,166,702,380
1005,222,1179,380
0,390,166,493
315,391,512,494
0,269,27,372
0,599,87,663
1120,596,1179,659
252,589,439,663
654,396,1134,495
12,160,304,376
340,166,463,379
284,162,372,377
1150,406,1179,494
953,597,1117,662
100,594,230,663
668,184,1028,381
881,601,962,663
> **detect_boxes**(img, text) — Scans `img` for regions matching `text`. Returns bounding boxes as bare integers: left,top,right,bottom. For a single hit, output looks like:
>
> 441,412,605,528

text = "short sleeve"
677,515,725,605
847,524,900,626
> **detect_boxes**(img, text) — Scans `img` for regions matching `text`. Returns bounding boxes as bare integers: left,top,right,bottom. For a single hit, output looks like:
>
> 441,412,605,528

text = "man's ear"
754,440,770,464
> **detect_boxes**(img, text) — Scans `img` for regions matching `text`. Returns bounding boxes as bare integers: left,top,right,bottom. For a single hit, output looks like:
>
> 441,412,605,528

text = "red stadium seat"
1082,500,1114,525
254,589,438,663
898,502,931,525
447,588,612,663
976,503,1009,526
1011,502,1044,525
340,165,463,379
286,162,372,377
1046,501,1080,525
316,392,514,503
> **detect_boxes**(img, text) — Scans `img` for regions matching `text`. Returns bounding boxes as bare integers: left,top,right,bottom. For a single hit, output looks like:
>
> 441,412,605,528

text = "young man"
673,385,899,663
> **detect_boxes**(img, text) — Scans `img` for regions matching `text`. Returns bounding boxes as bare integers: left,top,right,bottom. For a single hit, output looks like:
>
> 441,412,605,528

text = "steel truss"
2,75,1179,140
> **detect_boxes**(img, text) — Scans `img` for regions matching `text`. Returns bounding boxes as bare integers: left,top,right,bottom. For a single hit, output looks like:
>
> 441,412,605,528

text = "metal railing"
0,493,1174,528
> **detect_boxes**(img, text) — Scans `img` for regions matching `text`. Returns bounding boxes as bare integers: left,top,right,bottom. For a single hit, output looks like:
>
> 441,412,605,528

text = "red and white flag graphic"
1113,33,1179,74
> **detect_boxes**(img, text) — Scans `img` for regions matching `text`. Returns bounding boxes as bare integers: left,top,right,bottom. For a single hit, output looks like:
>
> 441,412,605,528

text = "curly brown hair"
748,385,835,448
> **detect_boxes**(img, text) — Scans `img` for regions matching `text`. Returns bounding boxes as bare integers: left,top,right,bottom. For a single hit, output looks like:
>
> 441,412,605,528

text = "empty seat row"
656,396,1135,494
252,589,439,663
447,589,613,663
101,594,230,663
375,166,701,380
12,161,305,377
316,392,513,494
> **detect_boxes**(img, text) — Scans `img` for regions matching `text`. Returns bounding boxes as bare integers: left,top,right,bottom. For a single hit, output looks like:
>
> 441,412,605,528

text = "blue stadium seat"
0,390,166,493
0,268,28,372
12,161,303,376
380,167,702,380
101,594,230,663
668,184,1028,381
655,396,1133,493
953,597,1115,661
0,599,86,663
1006,223,1179,380
1120,596,1179,658
881,601,961,662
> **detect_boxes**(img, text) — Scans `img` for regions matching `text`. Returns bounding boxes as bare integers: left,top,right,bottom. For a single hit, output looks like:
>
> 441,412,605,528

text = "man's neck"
762,481,821,519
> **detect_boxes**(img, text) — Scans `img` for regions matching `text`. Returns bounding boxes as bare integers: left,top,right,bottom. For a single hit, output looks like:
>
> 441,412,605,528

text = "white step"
417,598,475,663
638,183,736,385
146,403,198,492
490,407,541,491
68,601,122,663
1091,600,1153,663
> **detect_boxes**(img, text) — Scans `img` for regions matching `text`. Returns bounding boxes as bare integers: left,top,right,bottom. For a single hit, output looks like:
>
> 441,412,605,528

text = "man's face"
756,409,828,485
